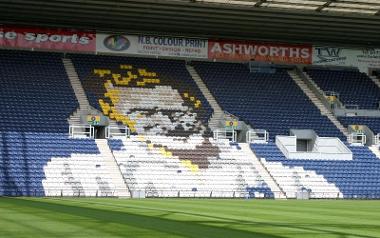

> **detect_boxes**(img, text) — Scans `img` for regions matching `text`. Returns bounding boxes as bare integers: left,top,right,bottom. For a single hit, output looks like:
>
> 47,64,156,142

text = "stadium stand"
305,68,380,135
252,143,380,199
0,132,127,197
0,50,77,133
192,61,345,140
108,135,275,198
1,48,379,199
0,50,128,196
305,68,380,110
339,117,380,134
68,54,280,198
69,54,213,137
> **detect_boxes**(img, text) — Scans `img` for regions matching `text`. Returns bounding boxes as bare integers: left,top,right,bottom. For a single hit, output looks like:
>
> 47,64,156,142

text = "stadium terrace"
1,1,380,237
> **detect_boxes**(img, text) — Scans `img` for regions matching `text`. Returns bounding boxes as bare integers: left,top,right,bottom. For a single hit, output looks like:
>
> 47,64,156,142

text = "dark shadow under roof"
1,0,380,47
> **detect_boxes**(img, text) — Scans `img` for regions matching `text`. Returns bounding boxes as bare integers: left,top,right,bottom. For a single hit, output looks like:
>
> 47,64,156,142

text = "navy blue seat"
0,50,101,196
251,143,380,198
193,62,344,140
0,131,100,196
306,68,380,110
338,116,380,134
0,50,78,133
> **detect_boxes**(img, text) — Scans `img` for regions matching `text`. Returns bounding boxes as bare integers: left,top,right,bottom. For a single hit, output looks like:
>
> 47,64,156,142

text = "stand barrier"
213,129,237,142
246,129,269,143
69,125,94,139
348,132,366,145
106,126,130,139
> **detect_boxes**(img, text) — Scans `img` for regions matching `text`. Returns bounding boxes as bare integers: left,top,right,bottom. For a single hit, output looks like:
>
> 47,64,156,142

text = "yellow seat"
94,69,111,77
120,64,132,70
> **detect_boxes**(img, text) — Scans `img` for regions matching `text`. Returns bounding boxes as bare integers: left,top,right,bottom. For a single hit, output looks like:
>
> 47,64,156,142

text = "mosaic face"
85,64,219,171
91,65,207,137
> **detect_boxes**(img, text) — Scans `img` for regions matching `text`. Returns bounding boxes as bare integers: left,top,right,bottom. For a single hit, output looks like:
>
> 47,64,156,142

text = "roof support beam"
316,0,336,12
254,0,266,7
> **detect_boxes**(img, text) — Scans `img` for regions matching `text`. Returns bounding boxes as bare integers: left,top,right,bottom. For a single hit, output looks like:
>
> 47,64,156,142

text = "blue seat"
306,68,380,110
251,143,380,198
192,61,344,140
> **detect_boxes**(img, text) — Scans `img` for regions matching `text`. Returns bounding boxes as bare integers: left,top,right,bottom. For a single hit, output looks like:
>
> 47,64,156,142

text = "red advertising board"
208,40,312,64
0,25,95,52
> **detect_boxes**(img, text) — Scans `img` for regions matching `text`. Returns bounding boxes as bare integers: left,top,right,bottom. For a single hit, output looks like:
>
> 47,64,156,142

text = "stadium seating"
69,54,213,136
192,62,344,140
0,132,127,196
0,50,129,197
258,159,341,199
306,68,380,109
305,68,380,134
0,50,78,133
1,49,380,199
338,116,380,134
251,143,380,199
109,135,274,198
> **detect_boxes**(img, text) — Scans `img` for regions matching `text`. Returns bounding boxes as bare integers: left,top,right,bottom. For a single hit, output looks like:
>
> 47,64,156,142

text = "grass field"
0,198,379,238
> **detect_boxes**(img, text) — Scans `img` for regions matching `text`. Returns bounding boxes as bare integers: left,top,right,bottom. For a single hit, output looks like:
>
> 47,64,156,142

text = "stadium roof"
1,0,380,47
189,0,380,15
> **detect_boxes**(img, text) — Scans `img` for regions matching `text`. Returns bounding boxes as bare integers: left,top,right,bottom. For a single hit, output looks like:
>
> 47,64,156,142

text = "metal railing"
132,189,277,199
246,129,269,143
106,126,130,139
44,189,118,197
69,125,94,139
325,91,340,98
276,136,352,160
213,129,237,142
345,104,360,110
348,132,366,145
5,189,380,200
373,134,380,145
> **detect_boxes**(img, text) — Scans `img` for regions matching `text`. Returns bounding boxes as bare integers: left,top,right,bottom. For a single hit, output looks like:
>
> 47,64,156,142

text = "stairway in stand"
95,139,131,197
239,143,286,199
288,70,349,137
63,58,96,125
369,145,380,160
186,64,225,130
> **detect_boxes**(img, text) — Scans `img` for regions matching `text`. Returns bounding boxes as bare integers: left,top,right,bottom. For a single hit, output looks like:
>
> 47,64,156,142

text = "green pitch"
0,198,379,238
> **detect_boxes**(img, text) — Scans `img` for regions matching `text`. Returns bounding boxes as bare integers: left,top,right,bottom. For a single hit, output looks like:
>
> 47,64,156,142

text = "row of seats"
69,54,213,137
338,116,380,134
0,132,129,197
109,135,275,198
1,49,379,199
0,50,78,133
0,50,129,197
306,68,380,109
251,143,380,198
193,62,344,140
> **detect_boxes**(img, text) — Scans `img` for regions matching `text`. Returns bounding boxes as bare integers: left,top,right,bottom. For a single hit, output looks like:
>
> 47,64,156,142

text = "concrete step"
370,76,380,89
239,143,286,199
95,139,131,198
288,70,349,137
186,65,225,130
64,58,98,126
369,145,380,159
